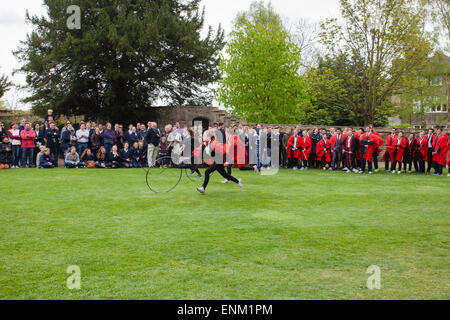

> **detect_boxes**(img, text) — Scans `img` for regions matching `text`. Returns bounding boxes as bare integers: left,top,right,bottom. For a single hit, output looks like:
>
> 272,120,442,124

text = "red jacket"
301,136,312,160
287,135,302,159
432,133,448,166
316,137,332,162
20,129,36,148
360,132,378,161
383,133,398,161
447,140,450,166
415,136,428,161
393,137,408,162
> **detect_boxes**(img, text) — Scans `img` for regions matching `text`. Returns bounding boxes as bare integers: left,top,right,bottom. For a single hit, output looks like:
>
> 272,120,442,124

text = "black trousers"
202,163,239,190
433,161,443,175
344,151,355,169
414,153,425,173
391,160,403,171
384,152,391,170
427,149,433,172
361,158,373,172
372,148,379,169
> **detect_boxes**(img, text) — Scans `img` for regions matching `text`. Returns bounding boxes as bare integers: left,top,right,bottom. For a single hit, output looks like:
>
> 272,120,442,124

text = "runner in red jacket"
197,135,242,194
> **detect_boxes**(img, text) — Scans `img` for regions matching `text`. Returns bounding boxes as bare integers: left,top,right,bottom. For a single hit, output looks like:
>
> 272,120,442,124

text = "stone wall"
151,106,241,128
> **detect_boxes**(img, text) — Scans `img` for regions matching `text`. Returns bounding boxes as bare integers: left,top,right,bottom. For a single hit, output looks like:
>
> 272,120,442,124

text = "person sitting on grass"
39,148,55,168
81,149,96,168
0,136,13,169
65,146,84,168
130,141,142,168
119,142,132,168
95,146,107,168
107,145,121,168
35,145,46,169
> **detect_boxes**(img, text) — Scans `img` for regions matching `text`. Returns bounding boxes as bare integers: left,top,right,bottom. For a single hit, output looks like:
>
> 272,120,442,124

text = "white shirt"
8,129,21,145
76,129,90,143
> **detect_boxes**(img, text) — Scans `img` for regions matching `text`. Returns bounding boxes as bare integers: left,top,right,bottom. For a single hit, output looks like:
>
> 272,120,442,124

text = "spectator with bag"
81,149,96,168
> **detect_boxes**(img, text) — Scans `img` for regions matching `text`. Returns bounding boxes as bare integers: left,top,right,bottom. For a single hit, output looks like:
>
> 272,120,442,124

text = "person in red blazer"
316,131,332,170
446,139,450,177
301,130,312,170
287,129,302,170
390,131,408,174
359,127,378,174
414,130,428,173
197,135,242,194
343,129,359,172
402,133,417,173
425,128,435,173
383,128,398,171
431,126,448,176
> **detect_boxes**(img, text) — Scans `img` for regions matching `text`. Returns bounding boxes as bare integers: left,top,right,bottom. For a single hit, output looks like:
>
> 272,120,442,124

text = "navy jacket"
119,148,131,162
46,128,60,147
145,128,161,147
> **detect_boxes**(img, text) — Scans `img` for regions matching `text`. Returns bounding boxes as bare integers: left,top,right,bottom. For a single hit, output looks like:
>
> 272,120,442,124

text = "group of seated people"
34,142,144,169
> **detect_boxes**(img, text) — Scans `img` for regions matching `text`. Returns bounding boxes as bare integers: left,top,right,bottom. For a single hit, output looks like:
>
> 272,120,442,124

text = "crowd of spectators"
0,109,449,176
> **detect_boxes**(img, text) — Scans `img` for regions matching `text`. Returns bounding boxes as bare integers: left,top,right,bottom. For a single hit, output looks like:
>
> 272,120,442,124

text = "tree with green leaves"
216,1,308,124
14,0,225,123
0,73,11,99
320,0,434,125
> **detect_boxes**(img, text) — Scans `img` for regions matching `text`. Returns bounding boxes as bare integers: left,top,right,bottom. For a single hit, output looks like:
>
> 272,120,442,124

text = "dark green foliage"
14,0,225,123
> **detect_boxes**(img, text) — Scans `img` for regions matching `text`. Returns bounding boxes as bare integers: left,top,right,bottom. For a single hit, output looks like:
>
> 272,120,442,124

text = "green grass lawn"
0,167,449,300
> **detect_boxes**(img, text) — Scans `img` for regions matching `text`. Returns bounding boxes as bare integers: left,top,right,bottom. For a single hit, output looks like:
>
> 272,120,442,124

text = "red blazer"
447,140,450,166
432,133,448,165
301,136,312,160
360,133,378,161
287,135,302,159
415,137,428,161
316,138,332,162
394,137,408,162
329,134,336,150
383,134,398,161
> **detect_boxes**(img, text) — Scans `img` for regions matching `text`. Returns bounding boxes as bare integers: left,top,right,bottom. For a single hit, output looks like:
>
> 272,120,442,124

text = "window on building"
430,76,443,86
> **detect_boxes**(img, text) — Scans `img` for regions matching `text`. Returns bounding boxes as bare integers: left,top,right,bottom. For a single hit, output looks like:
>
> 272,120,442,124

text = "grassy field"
0,167,449,300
